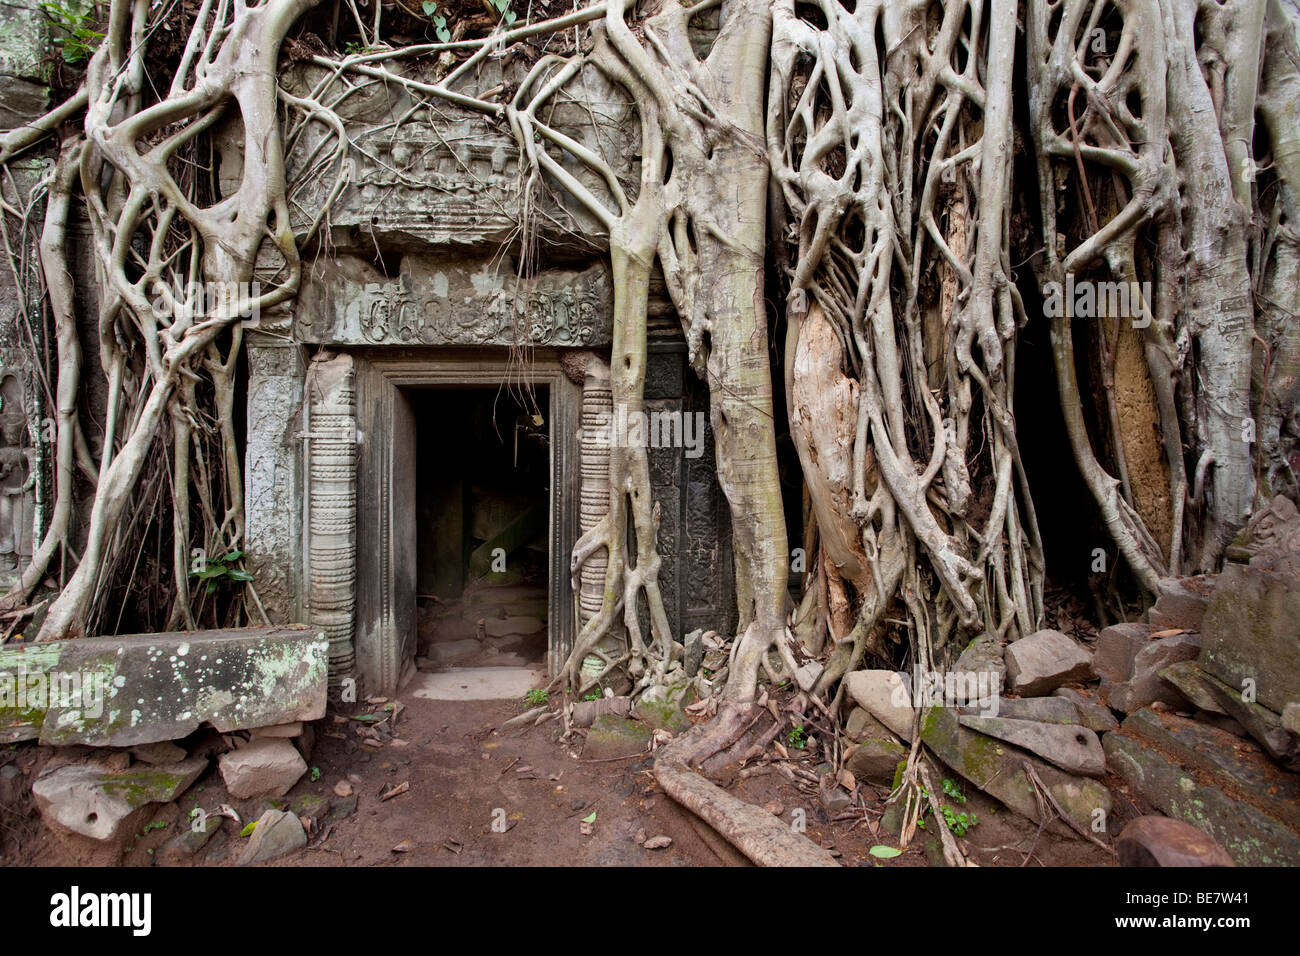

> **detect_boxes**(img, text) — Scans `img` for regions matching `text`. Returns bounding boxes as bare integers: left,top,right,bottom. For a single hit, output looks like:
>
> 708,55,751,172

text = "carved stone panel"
296,255,613,348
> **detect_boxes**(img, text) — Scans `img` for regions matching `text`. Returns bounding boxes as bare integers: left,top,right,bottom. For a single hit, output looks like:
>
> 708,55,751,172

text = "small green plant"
940,805,979,836
581,693,601,702
917,786,979,836
41,2,104,65
189,548,253,595
786,725,806,749
488,0,517,27
421,1,451,41
523,688,548,707
310,765,322,782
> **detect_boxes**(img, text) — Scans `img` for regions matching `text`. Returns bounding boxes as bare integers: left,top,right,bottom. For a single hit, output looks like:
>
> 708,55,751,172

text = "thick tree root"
654,714,838,867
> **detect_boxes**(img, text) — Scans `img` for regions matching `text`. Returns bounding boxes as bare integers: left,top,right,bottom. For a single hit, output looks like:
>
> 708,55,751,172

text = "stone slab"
0,626,328,746
921,706,1111,833
1104,711,1300,866
1199,559,1300,713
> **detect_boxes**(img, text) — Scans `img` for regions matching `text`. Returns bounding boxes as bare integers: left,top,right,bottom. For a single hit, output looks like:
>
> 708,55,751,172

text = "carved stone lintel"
296,257,613,348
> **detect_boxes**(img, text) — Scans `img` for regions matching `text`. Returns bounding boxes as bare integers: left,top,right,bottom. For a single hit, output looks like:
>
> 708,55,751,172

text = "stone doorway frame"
347,349,580,694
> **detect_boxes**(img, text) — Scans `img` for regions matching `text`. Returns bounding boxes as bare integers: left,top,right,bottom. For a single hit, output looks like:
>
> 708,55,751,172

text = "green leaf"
225,569,253,582
581,811,596,824
869,845,902,859
503,9,516,24
421,0,437,13
240,820,258,837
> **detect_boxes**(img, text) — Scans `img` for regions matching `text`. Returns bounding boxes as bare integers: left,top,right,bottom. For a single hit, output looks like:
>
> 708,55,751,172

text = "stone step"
1104,708,1300,865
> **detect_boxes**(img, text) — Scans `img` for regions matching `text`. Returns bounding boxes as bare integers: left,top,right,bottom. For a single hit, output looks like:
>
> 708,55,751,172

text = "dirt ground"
1,689,1125,867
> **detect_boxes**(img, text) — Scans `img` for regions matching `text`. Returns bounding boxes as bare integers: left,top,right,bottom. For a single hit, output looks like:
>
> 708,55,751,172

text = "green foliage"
422,1,451,42
189,548,253,595
310,765,321,782
786,725,806,749
523,688,548,706
918,785,979,836
581,693,601,702
868,845,902,859
41,2,103,65
940,805,979,836
489,0,517,27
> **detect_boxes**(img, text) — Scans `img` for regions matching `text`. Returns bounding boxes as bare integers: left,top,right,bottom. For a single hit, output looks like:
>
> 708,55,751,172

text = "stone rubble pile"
841,496,1300,865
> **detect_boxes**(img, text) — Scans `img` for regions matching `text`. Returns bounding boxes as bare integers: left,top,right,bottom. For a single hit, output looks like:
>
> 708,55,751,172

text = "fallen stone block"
632,684,693,734
1104,709,1300,865
158,815,224,864
1104,634,1200,713
1159,660,1228,715
1116,816,1234,867
1196,667,1300,771
1092,622,1156,684
1004,629,1093,697
218,737,307,799
952,634,1006,689
250,722,303,738
964,695,1080,725
1147,577,1212,632
582,715,650,760
956,715,1105,777
842,671,915,741
921,706,1110,834
844,706,896,743
1052,687,1119,733
1199,559,1300,713
1285,703,1300,737
0,626,328,747
845,738,906,785
237,809,306,866
33,758,207,842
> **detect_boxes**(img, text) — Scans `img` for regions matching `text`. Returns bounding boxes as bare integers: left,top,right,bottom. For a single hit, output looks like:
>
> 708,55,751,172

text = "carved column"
305,353,357,685
578,357,612,628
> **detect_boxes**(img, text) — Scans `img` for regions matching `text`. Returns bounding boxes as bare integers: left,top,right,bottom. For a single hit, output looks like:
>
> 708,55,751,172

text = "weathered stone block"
1004,629,1093,696
846,738,907,785
219,737,308,799
842,671,915,741
956,715,1105,777
0,626,328,746
582,715,650,760
1199,560,1300,714
1104,633,1200,713
33,758,207,842
921,706,1110,833
1116,816,1234,867
1147,576,1212,631
237,808,306,866
1104,710,1300,866
1092,622,1155,683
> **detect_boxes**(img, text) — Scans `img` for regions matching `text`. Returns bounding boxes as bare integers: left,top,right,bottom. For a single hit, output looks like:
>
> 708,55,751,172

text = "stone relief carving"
296,256,613,348
0,371,36,577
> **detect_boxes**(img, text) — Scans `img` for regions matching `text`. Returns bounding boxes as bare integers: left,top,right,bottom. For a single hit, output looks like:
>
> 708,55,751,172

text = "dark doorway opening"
411,386,551,672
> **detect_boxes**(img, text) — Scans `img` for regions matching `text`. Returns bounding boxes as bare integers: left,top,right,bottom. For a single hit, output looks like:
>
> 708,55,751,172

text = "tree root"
653,708,838,867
